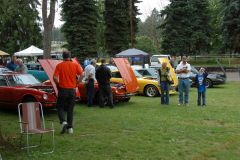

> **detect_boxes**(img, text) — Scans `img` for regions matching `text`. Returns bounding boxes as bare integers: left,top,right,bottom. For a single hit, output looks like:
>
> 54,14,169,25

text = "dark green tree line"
160,0,212,56
104,0,139,56
222,0,240,53
0,0,42,54
104,0,129,56
209,0,224,54
61,0,98,60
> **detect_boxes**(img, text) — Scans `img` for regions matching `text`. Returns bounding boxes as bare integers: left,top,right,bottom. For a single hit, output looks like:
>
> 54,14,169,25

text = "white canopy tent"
15,45,43,57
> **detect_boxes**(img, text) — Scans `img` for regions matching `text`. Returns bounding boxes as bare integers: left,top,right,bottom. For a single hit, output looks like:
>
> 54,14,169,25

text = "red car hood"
112,58,138,93
39,58,83,96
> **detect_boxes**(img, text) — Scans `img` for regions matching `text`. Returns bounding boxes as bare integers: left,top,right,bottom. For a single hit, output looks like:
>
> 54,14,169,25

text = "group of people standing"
158,55,208,107
53,52,208,135
83,58,114,108
3,55,28,74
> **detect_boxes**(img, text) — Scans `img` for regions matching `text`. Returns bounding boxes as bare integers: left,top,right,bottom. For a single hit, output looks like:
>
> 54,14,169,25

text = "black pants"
56,88,76,128
99,84,113,108
86,79,94,106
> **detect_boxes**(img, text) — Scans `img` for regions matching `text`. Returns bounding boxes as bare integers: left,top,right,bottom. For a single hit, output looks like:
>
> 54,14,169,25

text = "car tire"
122,97,131,102
206,78,213,88
144,85,159,97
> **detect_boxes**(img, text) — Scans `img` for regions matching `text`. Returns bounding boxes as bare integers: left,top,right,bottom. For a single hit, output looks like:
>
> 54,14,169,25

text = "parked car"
39,58,139,104
189,66,226,88
26,63,49,82
0,73,56,109
150,54,171,68
134,68,158,79
110,65,177,97
0,66,11,73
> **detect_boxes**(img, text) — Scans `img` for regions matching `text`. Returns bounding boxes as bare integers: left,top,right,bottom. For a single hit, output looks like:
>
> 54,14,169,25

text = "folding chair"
18,102,55,154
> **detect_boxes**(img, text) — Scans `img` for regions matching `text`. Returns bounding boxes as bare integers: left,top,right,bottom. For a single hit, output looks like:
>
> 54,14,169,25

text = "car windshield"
147,68,158,76
0,67,11,73
191,66,199,74
106,65,118,72
133,70,143,78
8,74,41,86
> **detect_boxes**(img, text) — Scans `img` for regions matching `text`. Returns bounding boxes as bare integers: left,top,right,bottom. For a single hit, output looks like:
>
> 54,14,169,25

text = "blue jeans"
160,81,169,105
198,92,206,106
178,78,190,104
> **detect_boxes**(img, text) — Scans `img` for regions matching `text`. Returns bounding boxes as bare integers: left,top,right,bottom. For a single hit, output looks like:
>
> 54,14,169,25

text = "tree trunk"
42,0,56,59
129,0,134,48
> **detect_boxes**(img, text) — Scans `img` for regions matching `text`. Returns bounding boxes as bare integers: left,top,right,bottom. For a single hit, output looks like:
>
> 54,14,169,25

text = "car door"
0,75,11,106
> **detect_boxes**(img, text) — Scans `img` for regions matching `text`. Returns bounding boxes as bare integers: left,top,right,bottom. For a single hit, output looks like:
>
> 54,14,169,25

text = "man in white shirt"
176,56,191,106
84,59,96,107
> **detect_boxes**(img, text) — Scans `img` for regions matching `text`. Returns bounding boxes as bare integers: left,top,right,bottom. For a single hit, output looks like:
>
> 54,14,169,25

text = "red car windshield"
7,74,41,86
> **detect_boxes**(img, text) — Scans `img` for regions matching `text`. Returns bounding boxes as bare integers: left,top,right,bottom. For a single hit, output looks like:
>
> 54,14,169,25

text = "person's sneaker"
60,121,68,134
67,128,73,134
178,103,182,106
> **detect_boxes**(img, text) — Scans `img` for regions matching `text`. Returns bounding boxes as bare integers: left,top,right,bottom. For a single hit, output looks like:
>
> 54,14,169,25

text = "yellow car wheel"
144,85,159,97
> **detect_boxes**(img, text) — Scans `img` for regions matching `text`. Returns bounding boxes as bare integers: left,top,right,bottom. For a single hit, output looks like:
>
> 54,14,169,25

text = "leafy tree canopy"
0,0,42,54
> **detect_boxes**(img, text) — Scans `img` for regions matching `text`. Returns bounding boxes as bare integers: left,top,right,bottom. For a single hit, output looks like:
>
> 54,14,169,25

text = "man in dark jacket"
96,59,114,108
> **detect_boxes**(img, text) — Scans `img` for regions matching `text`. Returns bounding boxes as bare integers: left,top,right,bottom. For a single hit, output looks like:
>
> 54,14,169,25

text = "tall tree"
0,0,42,54
135,36,157,54
160,0,212,56
42,0,56,58
209,0,224,54
138,8,163,53
61,0,98,60
160,0,193,56
191,0,212,55
104,0,129,56
128,0,140,47
52,27,66,41
104,0,139,56
222,0,240,53
96,0,105,56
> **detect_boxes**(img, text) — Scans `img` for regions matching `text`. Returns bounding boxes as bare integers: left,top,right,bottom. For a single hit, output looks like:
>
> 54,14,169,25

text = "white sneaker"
61,121,68,134
67,128,73,134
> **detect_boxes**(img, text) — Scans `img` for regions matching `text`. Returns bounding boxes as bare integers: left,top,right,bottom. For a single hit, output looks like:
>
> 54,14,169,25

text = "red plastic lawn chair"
18,102,55,154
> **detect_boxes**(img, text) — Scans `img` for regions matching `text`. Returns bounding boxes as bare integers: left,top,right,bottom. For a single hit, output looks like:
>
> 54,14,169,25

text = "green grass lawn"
1,82,240,160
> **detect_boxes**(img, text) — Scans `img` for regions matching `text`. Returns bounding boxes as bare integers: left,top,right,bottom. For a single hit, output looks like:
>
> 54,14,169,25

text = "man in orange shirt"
53,51,83,134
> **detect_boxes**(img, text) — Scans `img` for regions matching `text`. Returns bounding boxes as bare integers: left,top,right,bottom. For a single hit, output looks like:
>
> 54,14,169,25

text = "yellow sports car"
111,69,177,97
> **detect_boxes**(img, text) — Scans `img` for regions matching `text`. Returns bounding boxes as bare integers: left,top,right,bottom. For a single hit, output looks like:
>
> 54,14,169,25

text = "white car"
150,54,171,68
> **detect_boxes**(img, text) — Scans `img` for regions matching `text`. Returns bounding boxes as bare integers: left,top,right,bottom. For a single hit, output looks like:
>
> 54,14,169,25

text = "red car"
39,58,138,104
0,73,56,109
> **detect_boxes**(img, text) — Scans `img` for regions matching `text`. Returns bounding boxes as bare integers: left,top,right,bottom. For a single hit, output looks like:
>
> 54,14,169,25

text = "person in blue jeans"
158,62,171,105
195,68,208,106
176,56,191,106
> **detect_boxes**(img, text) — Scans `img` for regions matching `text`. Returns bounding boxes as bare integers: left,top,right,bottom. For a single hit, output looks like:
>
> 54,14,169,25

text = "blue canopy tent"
115,48,149,68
